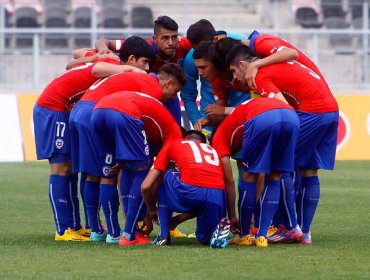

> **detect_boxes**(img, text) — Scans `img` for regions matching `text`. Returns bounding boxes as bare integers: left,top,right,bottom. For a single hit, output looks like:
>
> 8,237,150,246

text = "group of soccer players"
33,14,339,248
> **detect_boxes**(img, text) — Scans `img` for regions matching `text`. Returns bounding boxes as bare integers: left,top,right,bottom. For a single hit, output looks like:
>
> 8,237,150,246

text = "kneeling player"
141,130,230,248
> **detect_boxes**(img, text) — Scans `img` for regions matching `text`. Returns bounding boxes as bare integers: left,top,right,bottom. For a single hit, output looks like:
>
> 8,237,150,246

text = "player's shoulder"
178,36,192,52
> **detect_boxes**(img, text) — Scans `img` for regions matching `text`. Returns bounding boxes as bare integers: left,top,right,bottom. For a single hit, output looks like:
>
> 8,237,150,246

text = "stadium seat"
0,0,14,46
15,6,40,47
352,17,370,47
14,0,43,14
101,7,126,28
295,6,322,28
324,17,353,52
73,6,92,47
44,7,69,48
321,0,346,18
131,6,153,28
44,0,70,10
101,0,124,8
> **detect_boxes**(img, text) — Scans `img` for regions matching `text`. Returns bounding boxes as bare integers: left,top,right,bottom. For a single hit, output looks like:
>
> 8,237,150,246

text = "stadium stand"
15,6,40,47
44,6,70,48
0,0,14,46
73,6,92,47
101,0,125,9
291,0,322,27
14,0,43,14
44,0,70,10
324,16,353,52
321,0,346,18
101,6,126,28
131,6,153,28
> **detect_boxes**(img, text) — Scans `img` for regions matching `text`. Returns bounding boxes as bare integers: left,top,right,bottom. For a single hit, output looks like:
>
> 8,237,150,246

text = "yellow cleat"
228,235,241,245
255,236,268,247
267,226,278,237
170,227,187,238
76,227,91,237
55,228,90,242
238,234,256,246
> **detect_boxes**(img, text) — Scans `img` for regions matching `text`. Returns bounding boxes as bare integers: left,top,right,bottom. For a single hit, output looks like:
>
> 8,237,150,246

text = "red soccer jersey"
81,72,162,103
212,98,294,158
154,139,225,190
212,75,250,101
36,58,119,112
255,61,338,113
114,36,192,73
249,31,324,79
94,91,182,145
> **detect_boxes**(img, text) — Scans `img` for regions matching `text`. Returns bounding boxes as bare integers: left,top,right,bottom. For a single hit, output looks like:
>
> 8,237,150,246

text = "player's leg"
295,111,338,244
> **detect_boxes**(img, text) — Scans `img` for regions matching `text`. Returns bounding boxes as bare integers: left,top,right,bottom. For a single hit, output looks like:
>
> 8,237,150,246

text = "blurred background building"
0,0,369,91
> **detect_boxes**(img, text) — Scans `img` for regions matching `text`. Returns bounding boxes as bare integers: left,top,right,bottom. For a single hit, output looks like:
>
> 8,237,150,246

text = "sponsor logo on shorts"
102,166,111,177
145,145,149,156
55,138,64,149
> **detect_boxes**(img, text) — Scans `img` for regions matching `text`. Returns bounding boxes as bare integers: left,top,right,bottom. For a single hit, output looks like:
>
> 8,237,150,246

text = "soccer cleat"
106,234,121,244
255,236,268,247
238,234,256,246
268,225,302,244
187,233,196,239
76,227,91,237
210,218,230,249
152,235,171,246
119,235,151,246
90,231,107,242
298,232,312,245
170,227,187,238
267,225,278,237
55,228,90,242
228,235,241,245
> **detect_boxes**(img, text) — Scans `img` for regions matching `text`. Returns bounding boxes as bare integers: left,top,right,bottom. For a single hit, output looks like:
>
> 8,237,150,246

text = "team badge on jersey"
102,166,111,177
55,139,64,149
177,58,184,67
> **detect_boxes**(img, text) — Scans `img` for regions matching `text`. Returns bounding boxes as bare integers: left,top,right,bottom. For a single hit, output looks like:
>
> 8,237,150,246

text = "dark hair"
226,44,256,68
119,36,155,63
186,19,215,47
154,15,178,34
193,41,213,60
210,37,242,72
158,63,187,87
184,130,207,143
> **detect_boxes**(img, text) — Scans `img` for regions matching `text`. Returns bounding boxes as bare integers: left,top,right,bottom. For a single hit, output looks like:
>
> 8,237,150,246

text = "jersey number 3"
182,141,220,166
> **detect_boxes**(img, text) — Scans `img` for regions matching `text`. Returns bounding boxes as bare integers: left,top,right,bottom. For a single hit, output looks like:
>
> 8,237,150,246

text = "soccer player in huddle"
141,130,230,248
91,91,185,246
180,19,248,135
33,50,120,241
95,15,192,127
211,97,300,247
227,44,339,244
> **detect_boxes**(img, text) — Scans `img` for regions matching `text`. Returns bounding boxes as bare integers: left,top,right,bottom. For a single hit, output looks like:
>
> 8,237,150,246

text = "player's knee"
86,174,100,182
50,162,72,176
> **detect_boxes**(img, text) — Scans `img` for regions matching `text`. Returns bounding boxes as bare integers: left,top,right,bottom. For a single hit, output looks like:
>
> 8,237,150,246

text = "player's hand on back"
97,52,120,62
97,48,114,55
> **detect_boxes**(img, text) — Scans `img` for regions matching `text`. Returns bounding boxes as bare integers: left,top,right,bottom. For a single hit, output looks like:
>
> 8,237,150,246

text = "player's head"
153,16,179,59
157,63,187,102
184,130,207,143
193,41,219,83
214,30,227,42
211,37,242,73
119,36,155,72
186,19,215,48
226,44,256,85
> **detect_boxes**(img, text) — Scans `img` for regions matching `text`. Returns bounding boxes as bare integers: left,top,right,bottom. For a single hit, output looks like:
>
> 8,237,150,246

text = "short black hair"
226,44,257,68
186,19,215,47
157,63,187,87
210,37,242,72
184,130,207,143
154,15,178,34
119,36,155,63
193,40,213,61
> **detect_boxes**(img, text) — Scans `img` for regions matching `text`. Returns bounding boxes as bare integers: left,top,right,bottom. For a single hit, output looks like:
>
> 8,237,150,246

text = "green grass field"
1,161,370,279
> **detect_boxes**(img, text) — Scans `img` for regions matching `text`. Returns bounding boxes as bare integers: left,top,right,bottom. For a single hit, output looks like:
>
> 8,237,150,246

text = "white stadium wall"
0,92,370,162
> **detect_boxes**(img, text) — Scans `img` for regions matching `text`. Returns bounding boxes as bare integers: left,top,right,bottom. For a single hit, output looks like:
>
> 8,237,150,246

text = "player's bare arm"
95,38,117,54
141,168,163,225
221,156,240,234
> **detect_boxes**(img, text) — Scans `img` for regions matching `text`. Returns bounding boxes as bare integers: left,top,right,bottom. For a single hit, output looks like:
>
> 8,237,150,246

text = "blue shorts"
91,108,150,177
69,101,100,175
163,96,181,126
163,169,226,245
295,110,339,170
33,104,71,160
242,109,300,174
